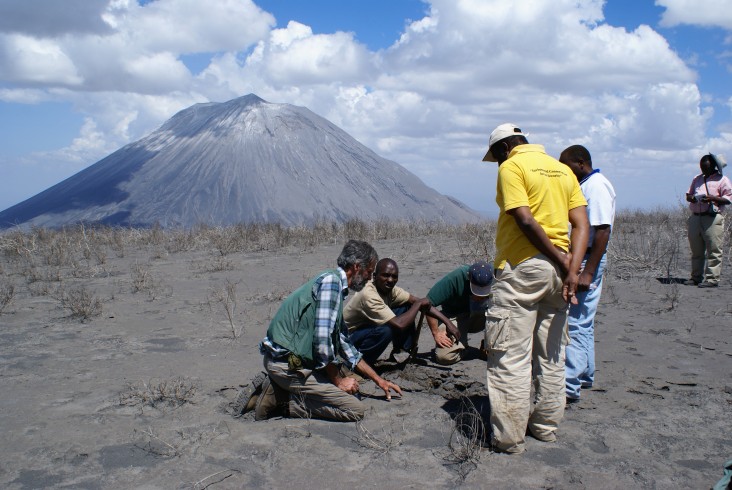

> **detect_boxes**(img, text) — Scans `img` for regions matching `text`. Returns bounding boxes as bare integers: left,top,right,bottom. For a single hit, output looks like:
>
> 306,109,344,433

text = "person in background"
684,153,731,288
559,145,616,404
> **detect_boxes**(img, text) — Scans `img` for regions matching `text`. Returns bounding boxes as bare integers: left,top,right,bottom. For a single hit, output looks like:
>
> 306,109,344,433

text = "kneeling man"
243,240,401,422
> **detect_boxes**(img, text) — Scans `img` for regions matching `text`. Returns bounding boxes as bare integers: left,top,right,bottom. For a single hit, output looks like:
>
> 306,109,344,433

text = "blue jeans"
565,254,606,400
348,306,413,365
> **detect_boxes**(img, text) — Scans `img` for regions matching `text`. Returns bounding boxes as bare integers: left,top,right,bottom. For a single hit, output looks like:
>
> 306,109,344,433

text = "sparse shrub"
119,376,197,409
609,207,687,279
58,286,103,321
199,256,234,273
350,418,401,453
343,218,368,240
131,262,154,293
208,279,240,338
0,281,15,315
445,396,487,480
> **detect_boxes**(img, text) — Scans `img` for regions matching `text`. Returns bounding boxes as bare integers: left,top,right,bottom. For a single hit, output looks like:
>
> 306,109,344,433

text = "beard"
349,271,369,292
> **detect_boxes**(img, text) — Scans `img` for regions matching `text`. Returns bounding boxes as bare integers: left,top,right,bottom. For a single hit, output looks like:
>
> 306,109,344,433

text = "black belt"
693,212,717,216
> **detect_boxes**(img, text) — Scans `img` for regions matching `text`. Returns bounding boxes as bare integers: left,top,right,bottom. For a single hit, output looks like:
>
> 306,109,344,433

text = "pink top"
687,173,732,214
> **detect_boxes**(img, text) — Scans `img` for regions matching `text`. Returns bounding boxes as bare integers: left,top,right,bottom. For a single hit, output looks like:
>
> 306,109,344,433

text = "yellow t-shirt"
343,280,411,332
495,144,586,269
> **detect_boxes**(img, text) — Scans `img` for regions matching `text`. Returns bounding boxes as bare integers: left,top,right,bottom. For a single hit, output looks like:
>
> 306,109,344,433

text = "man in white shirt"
559,145,616,404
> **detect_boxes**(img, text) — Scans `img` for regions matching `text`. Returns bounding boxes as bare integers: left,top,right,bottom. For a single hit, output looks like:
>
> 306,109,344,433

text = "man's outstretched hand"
376,379,402,401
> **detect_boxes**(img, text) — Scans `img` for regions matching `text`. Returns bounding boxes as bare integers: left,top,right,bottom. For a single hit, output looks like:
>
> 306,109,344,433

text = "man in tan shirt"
344,258,459,364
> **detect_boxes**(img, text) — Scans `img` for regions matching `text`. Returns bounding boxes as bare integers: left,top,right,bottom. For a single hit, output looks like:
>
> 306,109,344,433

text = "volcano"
0,94,481,228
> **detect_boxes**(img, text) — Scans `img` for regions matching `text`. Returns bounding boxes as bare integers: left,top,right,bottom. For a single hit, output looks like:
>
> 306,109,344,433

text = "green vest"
266,269,344,365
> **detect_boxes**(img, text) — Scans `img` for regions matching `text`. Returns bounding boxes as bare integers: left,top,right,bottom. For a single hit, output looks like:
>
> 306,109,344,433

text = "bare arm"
566,206,590,301
325,360,402,400
578,224,610,290
386,296,430,330
427,306,459,340
354,359,402,400
426,315,455,348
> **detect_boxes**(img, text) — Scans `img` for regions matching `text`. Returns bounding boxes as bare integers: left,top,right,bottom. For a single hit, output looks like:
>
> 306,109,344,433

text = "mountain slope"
0,94,481,228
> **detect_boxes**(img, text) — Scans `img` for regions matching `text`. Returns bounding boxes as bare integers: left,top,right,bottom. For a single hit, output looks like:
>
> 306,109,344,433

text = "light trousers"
484,255,569,453
263,353,364,422
565,254,606,399
688,213,725,285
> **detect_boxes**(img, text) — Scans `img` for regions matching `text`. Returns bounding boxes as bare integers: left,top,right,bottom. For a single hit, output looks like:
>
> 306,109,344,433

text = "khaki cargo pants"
484,255,569,453
263,353,365,422
434,311,486,365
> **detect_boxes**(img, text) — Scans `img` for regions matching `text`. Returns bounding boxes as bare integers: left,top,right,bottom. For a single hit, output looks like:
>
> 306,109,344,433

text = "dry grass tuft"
207,279,240,338
350,419,402,453
0,281,15,315
120,377,198,410
444,396,487,480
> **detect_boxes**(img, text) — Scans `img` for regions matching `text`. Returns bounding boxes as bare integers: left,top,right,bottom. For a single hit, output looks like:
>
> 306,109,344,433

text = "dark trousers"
348,306,414,364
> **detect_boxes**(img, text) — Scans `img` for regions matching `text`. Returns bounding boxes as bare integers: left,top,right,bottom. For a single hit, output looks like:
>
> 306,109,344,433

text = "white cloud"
119,0,275,53
0,34,82,85
254,21,374,84
657,0,732,30
0,0,729,214
0,0,275,93
0,0,111,36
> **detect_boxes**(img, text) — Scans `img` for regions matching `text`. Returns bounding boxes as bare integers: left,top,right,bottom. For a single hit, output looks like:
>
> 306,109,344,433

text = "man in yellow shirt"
481,123,589,454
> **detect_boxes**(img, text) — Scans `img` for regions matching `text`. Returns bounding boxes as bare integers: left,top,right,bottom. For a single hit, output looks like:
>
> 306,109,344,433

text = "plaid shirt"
260,268,362,370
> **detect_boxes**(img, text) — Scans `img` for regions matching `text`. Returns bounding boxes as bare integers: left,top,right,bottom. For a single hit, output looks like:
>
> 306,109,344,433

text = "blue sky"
1,0,731,216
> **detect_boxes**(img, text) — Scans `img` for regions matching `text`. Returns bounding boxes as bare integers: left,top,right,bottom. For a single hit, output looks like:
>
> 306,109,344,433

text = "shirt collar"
336,267,349,297
580,168,601,185
508,144,546,158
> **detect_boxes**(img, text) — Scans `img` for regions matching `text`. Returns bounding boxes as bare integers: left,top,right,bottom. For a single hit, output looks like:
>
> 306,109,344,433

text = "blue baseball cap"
469,260,494,297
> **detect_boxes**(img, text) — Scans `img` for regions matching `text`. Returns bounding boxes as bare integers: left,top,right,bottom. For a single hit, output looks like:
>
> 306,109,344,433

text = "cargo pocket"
484,307,511,352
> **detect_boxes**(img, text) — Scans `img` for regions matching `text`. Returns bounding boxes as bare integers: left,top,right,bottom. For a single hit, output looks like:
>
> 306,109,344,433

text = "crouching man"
344,258,460,364
241,240,402,422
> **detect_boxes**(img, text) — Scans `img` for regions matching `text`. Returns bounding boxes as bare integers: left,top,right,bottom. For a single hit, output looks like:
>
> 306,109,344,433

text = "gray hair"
337,240,378,270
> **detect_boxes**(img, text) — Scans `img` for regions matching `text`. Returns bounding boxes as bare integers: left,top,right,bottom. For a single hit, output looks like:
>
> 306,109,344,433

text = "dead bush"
444,396,487,480
57,286,103,321
208,279,240,338
119,377,198,410
350,419,402,453
0,281,15,315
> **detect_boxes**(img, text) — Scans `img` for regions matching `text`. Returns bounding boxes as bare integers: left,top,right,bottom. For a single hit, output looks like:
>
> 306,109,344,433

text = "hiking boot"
698,282,719,288
231,371,267,418
254,377,289,421
683,279,699,286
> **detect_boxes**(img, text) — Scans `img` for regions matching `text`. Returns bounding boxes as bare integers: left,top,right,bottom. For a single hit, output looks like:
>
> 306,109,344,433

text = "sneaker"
254,377,289,421
232,371,267,418
698,282,719,288
566,396,580,405
683,279,699,286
